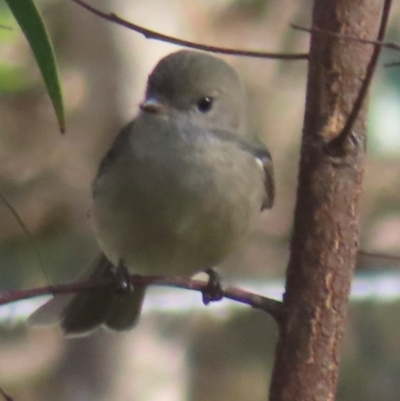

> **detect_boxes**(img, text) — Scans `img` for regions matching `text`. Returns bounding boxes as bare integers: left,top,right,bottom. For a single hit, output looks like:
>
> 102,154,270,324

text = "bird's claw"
115,262,134,293
202,268,224,305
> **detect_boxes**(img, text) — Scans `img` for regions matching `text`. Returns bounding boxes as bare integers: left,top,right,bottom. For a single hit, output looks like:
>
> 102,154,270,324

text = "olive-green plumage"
29,50,274,336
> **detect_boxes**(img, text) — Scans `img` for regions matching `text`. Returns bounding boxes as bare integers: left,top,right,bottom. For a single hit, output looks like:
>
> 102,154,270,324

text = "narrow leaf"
5,0,65,133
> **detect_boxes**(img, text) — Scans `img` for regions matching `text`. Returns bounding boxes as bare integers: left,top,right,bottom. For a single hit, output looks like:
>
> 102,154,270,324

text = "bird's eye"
197,96,214,113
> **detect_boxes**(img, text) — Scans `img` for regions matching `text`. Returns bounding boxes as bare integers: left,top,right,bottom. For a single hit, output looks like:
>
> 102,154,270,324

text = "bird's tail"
28,254,146,337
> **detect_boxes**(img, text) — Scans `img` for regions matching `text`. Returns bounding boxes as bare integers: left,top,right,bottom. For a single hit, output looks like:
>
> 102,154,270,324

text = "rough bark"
269,1,382,401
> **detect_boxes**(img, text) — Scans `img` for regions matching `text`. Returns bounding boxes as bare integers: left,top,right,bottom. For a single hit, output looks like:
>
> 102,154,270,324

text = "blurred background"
1,0,400,400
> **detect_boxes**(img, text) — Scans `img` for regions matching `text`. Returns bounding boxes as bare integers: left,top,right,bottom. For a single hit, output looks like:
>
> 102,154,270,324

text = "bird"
29,50,275,336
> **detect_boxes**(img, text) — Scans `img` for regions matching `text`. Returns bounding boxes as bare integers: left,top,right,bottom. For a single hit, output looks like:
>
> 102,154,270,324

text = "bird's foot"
202,268,224,305
115,261,134,293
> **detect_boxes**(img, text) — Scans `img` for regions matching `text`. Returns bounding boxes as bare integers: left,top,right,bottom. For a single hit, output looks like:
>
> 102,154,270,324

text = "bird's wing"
95,120,135,179
210,129,275,210
252,146,275,210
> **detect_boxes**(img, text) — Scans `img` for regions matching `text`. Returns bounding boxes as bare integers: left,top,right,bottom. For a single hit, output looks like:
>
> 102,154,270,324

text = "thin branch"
292,0,392,150
0,192,48,283
1,275,284,323
0,388,12,401
70,0,308,61
332,0,392,148
292,23,400,68
358,250,400,264
292,0,393,150
292,24,400,52
384,61,400,67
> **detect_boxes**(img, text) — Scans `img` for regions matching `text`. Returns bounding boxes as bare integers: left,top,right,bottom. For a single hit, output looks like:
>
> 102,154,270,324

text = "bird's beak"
140,98,165,114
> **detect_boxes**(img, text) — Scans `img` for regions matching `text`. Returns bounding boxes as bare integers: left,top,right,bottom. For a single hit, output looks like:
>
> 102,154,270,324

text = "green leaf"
5,0,65,133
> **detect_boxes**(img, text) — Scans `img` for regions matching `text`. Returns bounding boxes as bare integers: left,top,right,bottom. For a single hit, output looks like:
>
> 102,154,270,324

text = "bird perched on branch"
29,50,275,336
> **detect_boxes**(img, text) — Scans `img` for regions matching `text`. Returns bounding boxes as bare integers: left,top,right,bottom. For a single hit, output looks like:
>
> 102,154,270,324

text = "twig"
0,275,284,323
358,250,400,264
0,192,48,283
0,387,12,401
293,0,393,150
332,0,392,149
384,61,400,67
293,22,400,68
292,24,400,52
70,0,307,60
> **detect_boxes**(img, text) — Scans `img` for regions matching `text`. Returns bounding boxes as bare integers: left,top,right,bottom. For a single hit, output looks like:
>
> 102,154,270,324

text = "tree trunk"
269,1,382,400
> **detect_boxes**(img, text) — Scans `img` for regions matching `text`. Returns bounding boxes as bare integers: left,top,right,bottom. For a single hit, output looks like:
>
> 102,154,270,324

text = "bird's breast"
91,119,265,276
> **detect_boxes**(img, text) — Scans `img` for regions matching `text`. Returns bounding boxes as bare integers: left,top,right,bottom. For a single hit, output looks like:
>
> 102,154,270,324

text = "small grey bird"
29,50,274,336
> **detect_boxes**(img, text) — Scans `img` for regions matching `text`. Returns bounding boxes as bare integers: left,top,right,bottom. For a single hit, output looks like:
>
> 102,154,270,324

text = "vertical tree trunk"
269,1,382,400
